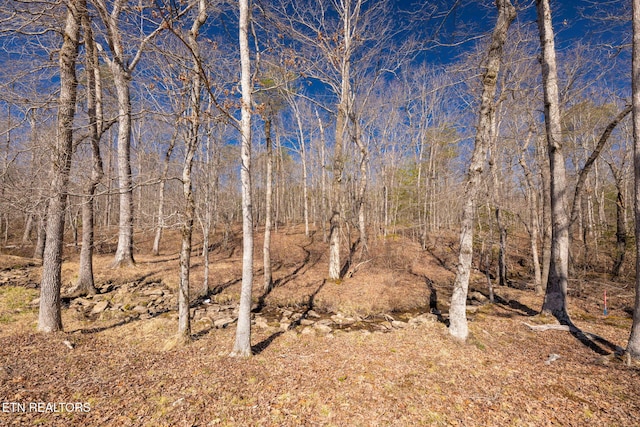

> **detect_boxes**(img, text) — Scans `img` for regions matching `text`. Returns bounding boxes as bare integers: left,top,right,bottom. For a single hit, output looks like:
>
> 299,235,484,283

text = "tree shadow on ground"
253,237,317,313
423,244,456,275
340,239,361,279
69,308,171,334
493,294,539,317
555,316,626,356
252,279,326,355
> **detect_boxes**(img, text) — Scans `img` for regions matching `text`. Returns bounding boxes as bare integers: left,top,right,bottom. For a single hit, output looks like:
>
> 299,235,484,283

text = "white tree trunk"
449,0,515,341
537,0,570,323
231,0,254,357
263,115,274,292
627,0,640,358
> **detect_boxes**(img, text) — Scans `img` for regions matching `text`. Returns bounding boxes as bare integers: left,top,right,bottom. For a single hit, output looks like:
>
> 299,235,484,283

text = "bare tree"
626,0,640,358
177,0,208,340
38,0,82,332
448,0,515,341
69,5,105,296
91,0,166,267
230,0,254,357
536,0,570,323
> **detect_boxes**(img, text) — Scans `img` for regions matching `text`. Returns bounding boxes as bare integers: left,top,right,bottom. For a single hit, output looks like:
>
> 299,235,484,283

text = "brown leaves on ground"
0,227,639,426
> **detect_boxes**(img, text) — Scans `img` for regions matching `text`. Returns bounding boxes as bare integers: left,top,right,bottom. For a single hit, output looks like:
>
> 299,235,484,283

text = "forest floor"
0,226,639,426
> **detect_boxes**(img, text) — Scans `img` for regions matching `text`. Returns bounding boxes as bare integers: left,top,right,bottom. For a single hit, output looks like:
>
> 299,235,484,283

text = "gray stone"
313,324,332,334
307,310,321,318
409,313,438,326
132,305,148,314
300,319,315,326
214,317,235,329
90,300,110,314
279,321,291,331
281,309,293,318
391,320,408,329
468,291,488,303
255,319,270,329
331,314,356,326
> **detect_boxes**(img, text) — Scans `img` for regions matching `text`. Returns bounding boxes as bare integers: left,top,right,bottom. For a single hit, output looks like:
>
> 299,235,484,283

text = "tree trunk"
448,0,515,341
111,61,135,267
73,8,103,297
38,0,81,332
354,123,368,250
538,142,552,291
152,130,177,256
317,110,328,243
263,115,274,292
537,0,570,323
610,168,626,278
518,137,542,294
34,212,46,260
626,0,640,358
178,0,207,340
231,0,254,357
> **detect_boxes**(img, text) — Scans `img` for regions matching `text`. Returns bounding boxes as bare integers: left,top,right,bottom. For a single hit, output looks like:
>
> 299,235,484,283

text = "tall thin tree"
230,0,254,357
626,0,640,358
448,0,516,341
536,0,570,323
38,0,82,332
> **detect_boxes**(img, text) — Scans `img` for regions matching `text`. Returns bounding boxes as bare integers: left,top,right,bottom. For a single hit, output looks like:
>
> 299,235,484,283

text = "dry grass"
1,226,640,426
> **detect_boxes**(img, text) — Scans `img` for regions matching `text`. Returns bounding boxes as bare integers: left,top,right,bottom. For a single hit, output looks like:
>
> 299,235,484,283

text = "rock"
207,305,221,314
545,353,561,365
90,300,110,315
391,320,408,329
313,324,332,334
300,327,314,335
132,305,148,314
214,317,235,329
300,319,315,326
143,289,164,296
279,321,291,331
409,313,438,326
468,291,488,303
74,298,92,306
255,319,270,329
307,310,321,318
316,318,333,327
281,310,293,318
331,315,356,326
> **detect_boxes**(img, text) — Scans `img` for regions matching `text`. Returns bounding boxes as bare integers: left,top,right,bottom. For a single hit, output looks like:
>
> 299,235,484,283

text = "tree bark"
177,0,207,340
152,130,177,256
110,60,135,267
263,114,274,292
38,0,81,332
609,164,626,278
448,0,515,341
537,0,570,323
231,0,254,357
626,0,640,358
72,6,103,296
